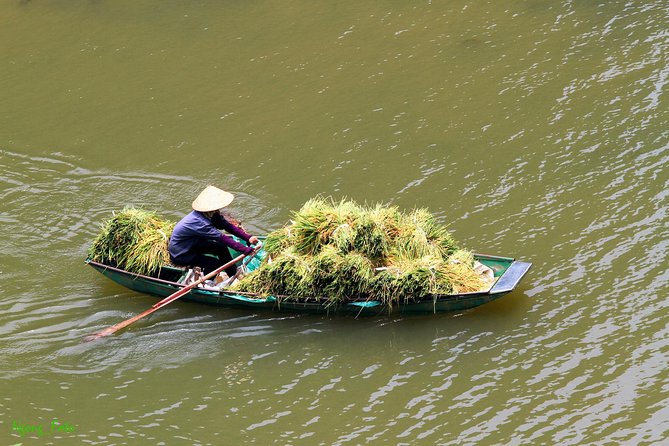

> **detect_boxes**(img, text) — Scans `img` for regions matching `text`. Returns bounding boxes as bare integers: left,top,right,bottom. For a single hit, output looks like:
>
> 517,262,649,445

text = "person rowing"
168,185,260,280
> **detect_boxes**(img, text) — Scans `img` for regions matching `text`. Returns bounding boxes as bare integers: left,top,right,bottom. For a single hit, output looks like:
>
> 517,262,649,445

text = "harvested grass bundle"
290,198,342,255
438,261,486,294
330,222,355,253
262,226,291,257
391,209,458,260
236,248,316,298
392,256,443,298
88,208,174,275
352,211,389,260
438,249,486,294
331,251,375,300
233,197,488,305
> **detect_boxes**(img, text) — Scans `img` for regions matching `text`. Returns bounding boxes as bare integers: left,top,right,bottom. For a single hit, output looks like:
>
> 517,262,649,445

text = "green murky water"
1,1,667,444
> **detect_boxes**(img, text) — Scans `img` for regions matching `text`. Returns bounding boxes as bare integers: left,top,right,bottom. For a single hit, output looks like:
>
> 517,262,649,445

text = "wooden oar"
85,248,259,342
222,250,257,286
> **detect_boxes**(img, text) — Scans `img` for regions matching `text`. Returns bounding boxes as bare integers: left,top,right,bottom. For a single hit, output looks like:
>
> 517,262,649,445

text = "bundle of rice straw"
88,208,175,275
234,197,487,305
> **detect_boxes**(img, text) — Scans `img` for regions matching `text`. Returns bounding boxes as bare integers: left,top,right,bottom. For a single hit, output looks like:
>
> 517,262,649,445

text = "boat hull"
85,254,531,315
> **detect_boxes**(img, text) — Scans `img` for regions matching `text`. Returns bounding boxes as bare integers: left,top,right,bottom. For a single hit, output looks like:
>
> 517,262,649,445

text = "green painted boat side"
85,249,531,315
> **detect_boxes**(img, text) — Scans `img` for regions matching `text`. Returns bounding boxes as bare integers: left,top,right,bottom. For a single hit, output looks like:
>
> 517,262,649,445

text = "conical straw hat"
192,185,234,212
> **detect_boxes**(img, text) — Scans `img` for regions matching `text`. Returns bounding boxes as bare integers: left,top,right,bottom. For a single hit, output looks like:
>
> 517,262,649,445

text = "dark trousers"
187,239,239,276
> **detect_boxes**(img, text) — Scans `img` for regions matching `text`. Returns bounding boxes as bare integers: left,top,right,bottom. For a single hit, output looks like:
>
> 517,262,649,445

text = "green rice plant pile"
88,208,175,275
234,197,488,305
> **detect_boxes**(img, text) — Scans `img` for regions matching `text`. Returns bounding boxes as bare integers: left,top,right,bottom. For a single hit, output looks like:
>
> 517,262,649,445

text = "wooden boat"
85,246,531,315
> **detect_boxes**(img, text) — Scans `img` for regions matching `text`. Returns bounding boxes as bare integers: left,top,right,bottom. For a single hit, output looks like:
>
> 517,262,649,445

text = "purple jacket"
168,211,252,264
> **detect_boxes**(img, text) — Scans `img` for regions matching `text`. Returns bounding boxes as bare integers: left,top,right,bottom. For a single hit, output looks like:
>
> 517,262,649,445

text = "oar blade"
83,307,158,342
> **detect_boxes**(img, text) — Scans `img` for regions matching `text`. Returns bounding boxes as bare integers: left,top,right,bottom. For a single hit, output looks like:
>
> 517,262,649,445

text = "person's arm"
194,211,254,254
213,213,252,243
218,233,254,254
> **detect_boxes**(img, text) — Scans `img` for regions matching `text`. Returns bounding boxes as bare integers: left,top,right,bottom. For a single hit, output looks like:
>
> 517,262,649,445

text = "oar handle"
152,246,260,310
152,253,243,309
224,244,262,286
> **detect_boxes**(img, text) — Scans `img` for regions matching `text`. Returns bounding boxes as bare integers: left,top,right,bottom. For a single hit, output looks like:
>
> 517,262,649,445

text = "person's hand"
249,236,260,246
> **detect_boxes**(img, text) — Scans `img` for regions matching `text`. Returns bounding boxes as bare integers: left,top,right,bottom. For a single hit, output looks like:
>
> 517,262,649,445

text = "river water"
1,1,667,444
